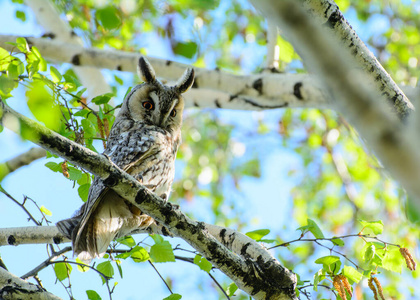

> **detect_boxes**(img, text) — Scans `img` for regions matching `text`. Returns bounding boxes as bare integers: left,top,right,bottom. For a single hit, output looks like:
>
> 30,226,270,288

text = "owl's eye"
170,109,177,117
142,101,154,110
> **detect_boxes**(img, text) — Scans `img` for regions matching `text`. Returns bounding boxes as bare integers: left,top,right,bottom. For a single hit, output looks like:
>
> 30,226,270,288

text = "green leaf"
363,244,376,262
313,269,326,291
26,82,61,131
76,258,90,272
297,219,324,238
245,229,270,241
0,74,18,98
315,255,340,267
163,294,182,300
40,205,52,216
151,234,164,244
16,37,28,52
382,247,404,273
67,166,83,181
15,10,26,22
96,261,114,284
96,6,121,30
78,183,90,202
117,236,136,248
130,246,150,263
115,260,123,279
331,237,345,247
359,220,383,235
45,161,61,172
86,290,102,300
91,93,114,105
193,255,212,273
342,266,363,283
0,47,13,72
226,282,238,297
173,41,198,59
150,241,175,263
54,262,72,281
50,66,62,83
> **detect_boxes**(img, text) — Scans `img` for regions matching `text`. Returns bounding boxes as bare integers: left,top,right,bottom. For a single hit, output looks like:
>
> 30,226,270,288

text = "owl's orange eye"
142,101,154,110
170,109,177,117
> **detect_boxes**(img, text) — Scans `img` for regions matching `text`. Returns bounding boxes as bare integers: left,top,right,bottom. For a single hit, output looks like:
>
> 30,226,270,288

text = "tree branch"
0,147,46,181
249,0,420,211
24,0,112,99
1,34,419,111
0,101,297,299
0,267,62,300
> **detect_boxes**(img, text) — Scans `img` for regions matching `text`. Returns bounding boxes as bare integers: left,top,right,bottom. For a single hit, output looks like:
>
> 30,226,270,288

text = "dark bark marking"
53,236,63,244
215,67,220,72
71,31,77,37
293,82,304,100
252,78,263,95
193,101,199,107
116,65,122,71
381,129,398,145
229,95,238,102
166,60,172,66
220,228,227,240
41,33,56,39
240,242,251,256
135,188,148,204
242,97,289,109
323,10,343,29
71,54,81,66
103,173,119,187
7,235,16,245
215,100,222,108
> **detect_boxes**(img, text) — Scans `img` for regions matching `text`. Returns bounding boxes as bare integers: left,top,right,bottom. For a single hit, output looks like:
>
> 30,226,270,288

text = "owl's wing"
71,129,163,258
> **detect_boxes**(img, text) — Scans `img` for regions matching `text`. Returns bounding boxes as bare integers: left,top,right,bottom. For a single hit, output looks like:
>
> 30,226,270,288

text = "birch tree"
0,0,418,299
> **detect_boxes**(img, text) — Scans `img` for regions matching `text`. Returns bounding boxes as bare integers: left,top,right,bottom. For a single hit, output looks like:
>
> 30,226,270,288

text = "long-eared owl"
57,57,194,260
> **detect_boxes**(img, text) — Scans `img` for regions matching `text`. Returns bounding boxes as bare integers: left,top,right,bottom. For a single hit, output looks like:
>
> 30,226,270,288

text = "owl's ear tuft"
175,68,195,94
138,56,156,84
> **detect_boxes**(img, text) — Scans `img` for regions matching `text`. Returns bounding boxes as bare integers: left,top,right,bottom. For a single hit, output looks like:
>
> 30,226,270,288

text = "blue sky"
0,1,301,299
1,0,418,299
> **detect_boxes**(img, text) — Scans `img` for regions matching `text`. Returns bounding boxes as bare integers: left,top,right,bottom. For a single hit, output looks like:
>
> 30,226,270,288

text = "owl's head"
120,56,194,133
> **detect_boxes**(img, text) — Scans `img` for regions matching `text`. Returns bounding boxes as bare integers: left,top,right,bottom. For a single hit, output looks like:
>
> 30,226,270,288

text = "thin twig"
0,186,41,225
21,246,72,279
208,272,230,300
148,260,173,294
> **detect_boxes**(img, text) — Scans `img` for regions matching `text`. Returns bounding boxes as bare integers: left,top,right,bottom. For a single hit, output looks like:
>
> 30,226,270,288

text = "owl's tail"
57,193,156,262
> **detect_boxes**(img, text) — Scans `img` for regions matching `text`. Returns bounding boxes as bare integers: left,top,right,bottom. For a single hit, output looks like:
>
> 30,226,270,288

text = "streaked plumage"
57,57,194,260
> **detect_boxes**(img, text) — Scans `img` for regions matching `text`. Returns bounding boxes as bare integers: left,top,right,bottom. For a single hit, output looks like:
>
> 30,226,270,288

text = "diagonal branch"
0,267,62,300
249,0,420,211
0,147,46,181
0,101,297,300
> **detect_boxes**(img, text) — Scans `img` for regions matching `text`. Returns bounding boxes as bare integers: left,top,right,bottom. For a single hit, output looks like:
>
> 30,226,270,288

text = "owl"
57,56,194,260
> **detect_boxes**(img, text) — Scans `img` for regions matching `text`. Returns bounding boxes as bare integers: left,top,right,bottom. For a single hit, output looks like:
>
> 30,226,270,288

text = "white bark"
0,267,62,300
24,0,111,99
250,0,420,211
279,0,414,118
0,147,46,181
0,102,297,299
0,226,69,246
266,20,278,69
1,34,418,112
